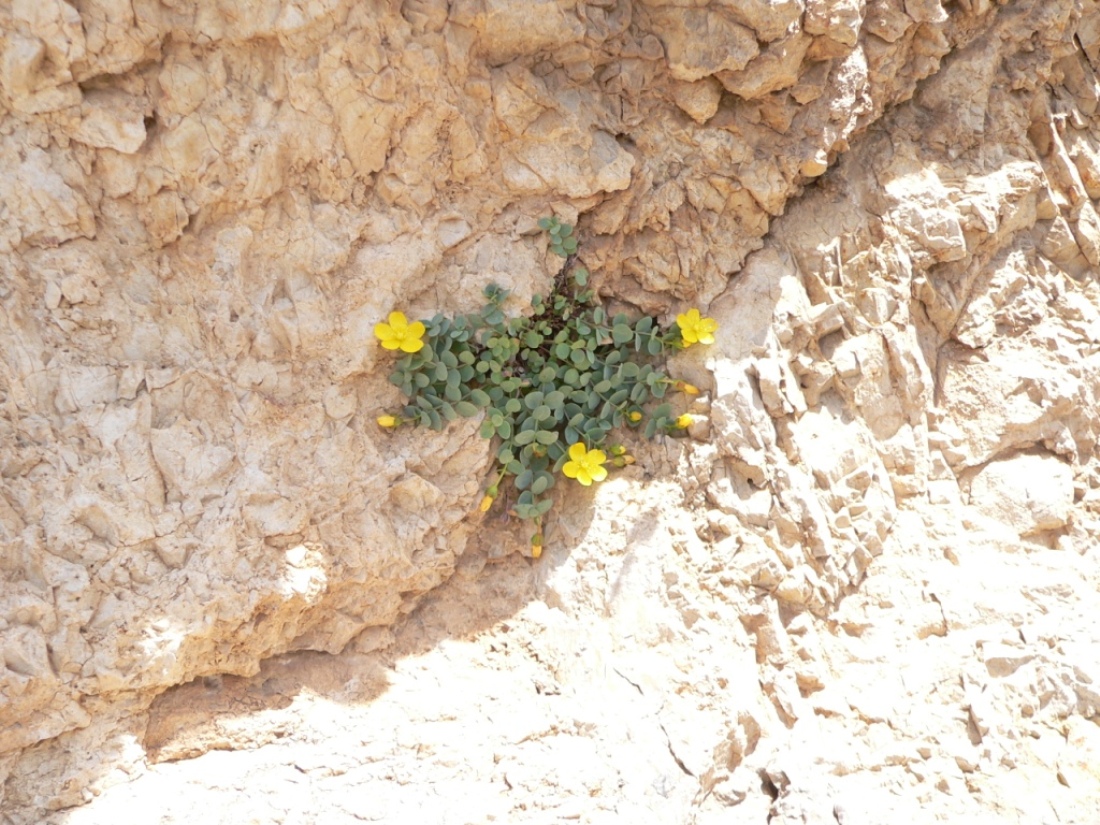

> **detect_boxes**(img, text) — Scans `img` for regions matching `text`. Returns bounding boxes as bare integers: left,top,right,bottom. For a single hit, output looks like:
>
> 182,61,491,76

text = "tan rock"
2,1,1100,823
968,452,1074,536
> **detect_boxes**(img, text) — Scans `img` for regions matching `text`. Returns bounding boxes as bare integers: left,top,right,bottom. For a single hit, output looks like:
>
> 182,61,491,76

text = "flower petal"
407,321,426,338
587,449,607,466
575,470,593,486
374,322,393,340
562,461,580,479
380,338,402,350
387,311,409,330
588,465,608,483
568,442,588,461
399,337,425,353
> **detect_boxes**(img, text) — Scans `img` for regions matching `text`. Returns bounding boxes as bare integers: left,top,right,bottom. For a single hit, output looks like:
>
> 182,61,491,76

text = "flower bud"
676,381,700,396
627,411,642,422
377,415,398,428
609,445,626,457
675,413,693,429
478,495,494,512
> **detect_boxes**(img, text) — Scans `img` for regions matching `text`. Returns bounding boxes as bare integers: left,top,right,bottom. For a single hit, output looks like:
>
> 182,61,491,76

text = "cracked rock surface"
3,0,1100,822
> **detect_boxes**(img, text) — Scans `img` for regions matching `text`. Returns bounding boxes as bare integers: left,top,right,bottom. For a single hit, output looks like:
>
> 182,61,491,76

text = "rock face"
2,0,1100,822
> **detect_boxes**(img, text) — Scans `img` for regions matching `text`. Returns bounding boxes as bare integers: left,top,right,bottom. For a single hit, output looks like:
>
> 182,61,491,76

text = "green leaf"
524,391,545,410
531,474,551,495
456,401,480,417
535,430,558,445
612,324,633,344
468,389,491,407
516,469,534,490
536,498,553,516
514,430,536,446
559,224,573,238
574,267,588,286
506,459,523,475
545,390,565,409
440,402,458,421
538,217,552,230
415,372,431,388
498,447,515,463
434,363,448,382
594,380,612,394
533,405,552,422
505,398,522,414
498,420,513,440
444,384,462,402
647,337,663,355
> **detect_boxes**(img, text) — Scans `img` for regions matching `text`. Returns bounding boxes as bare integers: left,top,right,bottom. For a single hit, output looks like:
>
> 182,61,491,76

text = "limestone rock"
968,453,1074,536
2,0,1100,823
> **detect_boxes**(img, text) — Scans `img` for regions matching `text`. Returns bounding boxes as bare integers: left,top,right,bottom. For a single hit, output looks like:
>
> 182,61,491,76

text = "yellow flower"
675,308,718,347
377,415,398,428
374,311,426,353
675,413,693,429
675,381,700,395
627,411,642,422
561,442,608,486
478,494,494,512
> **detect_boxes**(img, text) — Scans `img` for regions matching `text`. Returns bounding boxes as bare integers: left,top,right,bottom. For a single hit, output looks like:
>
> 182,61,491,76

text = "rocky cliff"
2,0,1100,822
